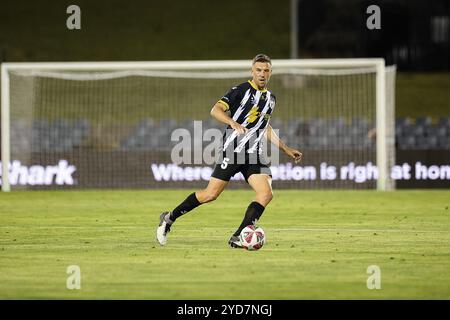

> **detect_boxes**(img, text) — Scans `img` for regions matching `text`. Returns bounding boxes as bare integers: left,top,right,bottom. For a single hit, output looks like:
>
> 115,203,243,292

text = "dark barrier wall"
395,150,450,188
2,150,449,190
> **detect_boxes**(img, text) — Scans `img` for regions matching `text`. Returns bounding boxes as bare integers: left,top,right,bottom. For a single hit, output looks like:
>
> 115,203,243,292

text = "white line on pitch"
0,226,449,234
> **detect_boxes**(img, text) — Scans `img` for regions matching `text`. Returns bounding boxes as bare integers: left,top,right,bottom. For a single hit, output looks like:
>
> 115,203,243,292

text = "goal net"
1,59,396,191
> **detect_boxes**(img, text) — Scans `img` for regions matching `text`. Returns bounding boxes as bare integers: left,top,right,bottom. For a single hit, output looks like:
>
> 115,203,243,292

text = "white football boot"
156,212,173,246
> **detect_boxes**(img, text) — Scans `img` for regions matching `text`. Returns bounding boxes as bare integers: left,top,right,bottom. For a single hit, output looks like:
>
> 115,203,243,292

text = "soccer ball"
239,225,265,251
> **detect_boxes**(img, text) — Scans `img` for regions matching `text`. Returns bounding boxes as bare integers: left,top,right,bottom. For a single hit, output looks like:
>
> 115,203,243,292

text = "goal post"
1,58,394,191
1,63,11,192
376,60,387,191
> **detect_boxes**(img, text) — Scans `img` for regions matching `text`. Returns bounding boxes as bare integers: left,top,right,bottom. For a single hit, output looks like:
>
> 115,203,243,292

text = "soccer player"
156,54,302,248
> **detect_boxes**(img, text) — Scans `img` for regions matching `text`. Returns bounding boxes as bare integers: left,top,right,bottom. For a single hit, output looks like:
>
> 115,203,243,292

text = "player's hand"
285,147,302,164
230,121,249,135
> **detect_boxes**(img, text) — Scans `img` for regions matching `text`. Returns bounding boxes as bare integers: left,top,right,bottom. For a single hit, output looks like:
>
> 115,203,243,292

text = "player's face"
251,62,272,90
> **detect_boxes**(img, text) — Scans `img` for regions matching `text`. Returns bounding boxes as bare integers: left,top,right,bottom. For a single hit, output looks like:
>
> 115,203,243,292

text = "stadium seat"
27,118,91,152
412,124,425,137
399,124,414,137
352,118,373,138
285,119,300,137
415,116,433,127
424,125,438,137
436,125,448,138
396,117,412,127
416,136,438,149
398,136,416,150
437,136,450,149
438,116,450,127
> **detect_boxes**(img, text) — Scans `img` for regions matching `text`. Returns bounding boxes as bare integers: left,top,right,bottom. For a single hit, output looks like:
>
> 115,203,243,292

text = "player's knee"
266,191,274,203
203,190,220,203
257,191,273,205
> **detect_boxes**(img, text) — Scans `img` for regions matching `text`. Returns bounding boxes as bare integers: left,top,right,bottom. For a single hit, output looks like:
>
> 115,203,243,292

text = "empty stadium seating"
9,116,450,152
396,116,450,149
12,118,91,152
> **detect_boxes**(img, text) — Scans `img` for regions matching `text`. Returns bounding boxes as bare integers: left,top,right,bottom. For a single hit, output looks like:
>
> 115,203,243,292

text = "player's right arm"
210,102,248,135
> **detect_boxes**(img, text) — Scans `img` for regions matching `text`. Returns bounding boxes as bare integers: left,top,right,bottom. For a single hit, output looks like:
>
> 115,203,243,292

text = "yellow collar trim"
248,80,268,92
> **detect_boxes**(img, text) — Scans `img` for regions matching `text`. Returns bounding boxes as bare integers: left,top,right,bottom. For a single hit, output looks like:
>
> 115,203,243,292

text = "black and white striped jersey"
217,80,276,155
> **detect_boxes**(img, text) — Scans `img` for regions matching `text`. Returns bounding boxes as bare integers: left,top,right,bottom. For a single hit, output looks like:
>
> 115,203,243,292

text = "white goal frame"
1,58,388,192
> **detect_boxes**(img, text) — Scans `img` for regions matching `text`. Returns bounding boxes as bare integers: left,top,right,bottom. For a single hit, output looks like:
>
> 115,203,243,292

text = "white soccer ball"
239,225,265,251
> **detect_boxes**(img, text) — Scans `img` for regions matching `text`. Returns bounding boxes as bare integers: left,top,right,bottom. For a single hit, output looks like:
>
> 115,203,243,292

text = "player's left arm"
265,124,302,163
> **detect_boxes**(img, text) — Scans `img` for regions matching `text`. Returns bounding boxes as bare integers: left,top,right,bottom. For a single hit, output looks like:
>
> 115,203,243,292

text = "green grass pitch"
0,189,449,299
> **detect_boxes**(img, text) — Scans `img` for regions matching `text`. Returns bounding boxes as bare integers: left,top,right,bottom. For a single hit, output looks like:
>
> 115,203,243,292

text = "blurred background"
1,0,449,189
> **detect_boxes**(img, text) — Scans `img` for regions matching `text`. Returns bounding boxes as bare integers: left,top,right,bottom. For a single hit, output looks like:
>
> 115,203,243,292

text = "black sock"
169,192,202,222
233,201,265,237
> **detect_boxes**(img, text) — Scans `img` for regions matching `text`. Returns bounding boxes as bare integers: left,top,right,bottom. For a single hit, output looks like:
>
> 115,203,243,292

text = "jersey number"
221,157,230,169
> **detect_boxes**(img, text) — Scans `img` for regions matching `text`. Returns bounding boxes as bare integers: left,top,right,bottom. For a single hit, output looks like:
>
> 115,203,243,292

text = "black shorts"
211,159,272,182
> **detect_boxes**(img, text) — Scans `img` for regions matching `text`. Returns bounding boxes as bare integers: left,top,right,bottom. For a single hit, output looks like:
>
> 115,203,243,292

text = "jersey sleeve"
217,86,241,112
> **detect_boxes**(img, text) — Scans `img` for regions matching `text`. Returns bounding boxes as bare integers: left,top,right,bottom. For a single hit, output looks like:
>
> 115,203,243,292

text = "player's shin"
169,192,202,222
233,201,265,237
